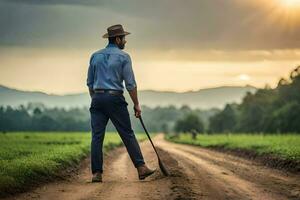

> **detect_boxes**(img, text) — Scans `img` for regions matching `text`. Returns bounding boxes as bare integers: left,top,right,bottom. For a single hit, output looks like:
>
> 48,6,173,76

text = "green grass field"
166,133,300,161
0,132,146,196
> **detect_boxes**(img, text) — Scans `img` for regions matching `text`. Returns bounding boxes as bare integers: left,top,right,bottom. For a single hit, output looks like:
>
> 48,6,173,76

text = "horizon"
0,83,258,96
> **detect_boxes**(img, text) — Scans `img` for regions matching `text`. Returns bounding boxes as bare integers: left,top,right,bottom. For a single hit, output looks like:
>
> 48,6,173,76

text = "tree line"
0,102,217,133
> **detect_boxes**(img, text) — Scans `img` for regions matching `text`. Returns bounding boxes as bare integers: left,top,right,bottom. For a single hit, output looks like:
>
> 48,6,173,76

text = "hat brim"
102,31,130,38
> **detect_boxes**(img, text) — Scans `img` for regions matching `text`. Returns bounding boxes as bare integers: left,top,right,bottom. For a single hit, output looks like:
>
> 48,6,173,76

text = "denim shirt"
87,43,137,91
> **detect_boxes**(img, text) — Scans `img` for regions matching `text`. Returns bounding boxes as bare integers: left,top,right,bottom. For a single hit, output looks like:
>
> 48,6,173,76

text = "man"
87,24,156,182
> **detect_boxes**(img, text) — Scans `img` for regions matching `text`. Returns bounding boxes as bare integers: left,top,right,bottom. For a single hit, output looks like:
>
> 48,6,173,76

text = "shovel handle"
138,116,161,159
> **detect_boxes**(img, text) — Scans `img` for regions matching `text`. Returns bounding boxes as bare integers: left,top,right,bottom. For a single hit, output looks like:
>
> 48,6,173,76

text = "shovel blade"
159,159,170,176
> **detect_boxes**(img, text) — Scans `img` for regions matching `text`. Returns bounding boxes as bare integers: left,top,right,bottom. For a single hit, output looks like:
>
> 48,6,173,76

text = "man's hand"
133,104,142,118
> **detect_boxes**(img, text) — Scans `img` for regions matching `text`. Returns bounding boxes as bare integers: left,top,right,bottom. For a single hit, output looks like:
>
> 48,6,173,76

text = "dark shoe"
137,164,156,180
92,172,102,182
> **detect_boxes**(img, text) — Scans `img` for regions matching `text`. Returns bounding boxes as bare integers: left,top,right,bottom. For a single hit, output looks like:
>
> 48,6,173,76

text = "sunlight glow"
275,0,300,30
256,0,300,31
279,0,300,7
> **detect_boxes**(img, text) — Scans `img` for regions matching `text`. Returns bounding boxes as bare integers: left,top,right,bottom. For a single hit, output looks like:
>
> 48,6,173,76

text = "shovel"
138,115,170,177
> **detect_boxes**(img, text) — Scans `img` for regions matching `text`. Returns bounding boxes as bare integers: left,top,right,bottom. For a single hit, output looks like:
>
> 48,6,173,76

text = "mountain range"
0,85,256,109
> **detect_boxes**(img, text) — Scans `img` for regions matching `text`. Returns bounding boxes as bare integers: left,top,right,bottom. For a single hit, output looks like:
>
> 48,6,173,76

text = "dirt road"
4,134,300,200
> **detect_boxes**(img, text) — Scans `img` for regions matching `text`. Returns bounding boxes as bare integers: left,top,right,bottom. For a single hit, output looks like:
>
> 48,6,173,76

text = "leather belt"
94,89,123,95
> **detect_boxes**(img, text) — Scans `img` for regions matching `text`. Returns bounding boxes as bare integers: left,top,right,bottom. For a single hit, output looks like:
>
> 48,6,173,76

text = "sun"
237,74,251,82
279,0,300,7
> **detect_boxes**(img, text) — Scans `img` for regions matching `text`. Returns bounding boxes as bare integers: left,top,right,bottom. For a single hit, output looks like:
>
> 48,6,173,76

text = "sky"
0,0,300,94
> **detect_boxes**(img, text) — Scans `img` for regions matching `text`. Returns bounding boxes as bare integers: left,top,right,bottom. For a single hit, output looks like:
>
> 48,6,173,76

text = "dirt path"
3,134,300,200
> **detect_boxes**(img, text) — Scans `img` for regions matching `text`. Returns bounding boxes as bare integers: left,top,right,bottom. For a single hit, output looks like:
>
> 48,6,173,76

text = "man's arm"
122,54,141,118
87,54,95,98
128,87,141,118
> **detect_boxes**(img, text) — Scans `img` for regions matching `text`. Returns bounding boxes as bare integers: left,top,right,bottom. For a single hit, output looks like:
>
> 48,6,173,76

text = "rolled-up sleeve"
86,55,95,89
122,54,137,91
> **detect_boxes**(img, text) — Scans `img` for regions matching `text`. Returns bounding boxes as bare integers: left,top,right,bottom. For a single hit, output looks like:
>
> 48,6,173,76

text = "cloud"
0,0,102,6
0,0,299,51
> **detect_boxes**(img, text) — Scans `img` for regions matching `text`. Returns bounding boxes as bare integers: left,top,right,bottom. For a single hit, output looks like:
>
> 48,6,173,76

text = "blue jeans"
89,92,145,174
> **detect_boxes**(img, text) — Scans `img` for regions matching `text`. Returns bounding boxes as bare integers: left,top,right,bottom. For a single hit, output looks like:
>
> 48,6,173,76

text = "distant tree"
161,123,169,134
174,113,204,139
237,89,277,132
33,108,42,115
272,101,300,133
209,104,237,133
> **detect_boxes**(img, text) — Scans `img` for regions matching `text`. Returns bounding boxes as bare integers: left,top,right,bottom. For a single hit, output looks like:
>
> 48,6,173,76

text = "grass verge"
0,132,146,197
166,133,300,173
